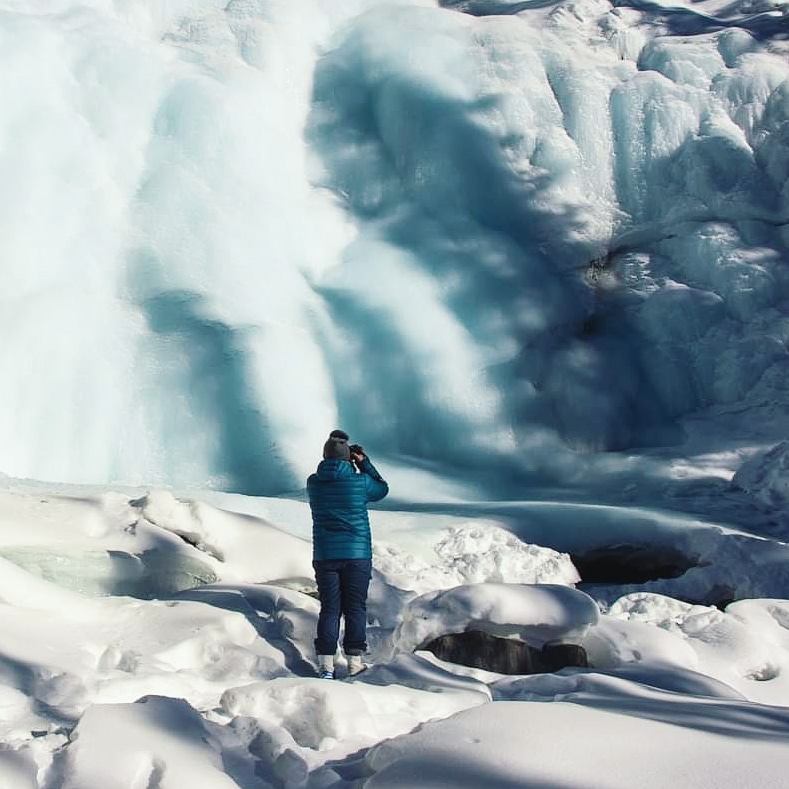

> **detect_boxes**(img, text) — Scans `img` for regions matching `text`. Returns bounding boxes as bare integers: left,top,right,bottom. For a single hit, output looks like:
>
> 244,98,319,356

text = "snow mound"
130,490,313,584
394,583,600,654
0,574,286,731
594,592,789,703
375,522,579,595
0,747,38,789
434,524,580,585
174,582,322,675
364,697,789,789
49,696,253,789
0,545,218,599
0,489,217,597
492,664,747,703
220,676,485,770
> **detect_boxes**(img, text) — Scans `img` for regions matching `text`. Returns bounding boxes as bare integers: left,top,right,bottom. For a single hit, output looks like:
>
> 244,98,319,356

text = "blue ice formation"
0,0,787,493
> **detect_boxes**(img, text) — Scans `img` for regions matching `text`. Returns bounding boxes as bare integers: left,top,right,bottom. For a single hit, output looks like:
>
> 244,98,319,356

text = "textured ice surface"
374,521,580,595
732,440,789,510
0,0,788,493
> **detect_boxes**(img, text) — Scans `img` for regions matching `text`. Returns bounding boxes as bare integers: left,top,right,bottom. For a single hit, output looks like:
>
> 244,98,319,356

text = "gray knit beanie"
323,429,351,461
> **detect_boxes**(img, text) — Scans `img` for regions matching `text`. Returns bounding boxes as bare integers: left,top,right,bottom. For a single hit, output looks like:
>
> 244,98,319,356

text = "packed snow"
2,0,789,786
393,583,600,653
2,475,789,786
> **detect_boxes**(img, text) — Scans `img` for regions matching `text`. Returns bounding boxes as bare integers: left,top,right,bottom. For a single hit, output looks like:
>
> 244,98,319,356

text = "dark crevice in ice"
162,528,225,564
686,587,736,611
582,580,737,611
439,1,559,15
572,544,697,585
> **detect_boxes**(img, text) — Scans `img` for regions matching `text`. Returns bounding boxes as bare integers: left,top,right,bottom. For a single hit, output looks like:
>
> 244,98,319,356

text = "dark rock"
542,642,589,671
424,630,588,675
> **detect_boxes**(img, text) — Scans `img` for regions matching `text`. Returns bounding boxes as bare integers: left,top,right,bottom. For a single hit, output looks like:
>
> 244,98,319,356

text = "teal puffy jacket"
307,456,389,560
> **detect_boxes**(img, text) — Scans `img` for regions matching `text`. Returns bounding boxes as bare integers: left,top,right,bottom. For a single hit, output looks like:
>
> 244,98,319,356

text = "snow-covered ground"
2,0,789,785
2,444,789,786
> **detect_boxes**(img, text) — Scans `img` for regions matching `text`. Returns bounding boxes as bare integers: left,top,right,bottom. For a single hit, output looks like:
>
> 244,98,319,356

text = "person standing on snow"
307,429,389,679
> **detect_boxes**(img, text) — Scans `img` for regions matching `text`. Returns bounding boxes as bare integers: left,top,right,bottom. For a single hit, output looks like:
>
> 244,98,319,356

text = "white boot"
346,654,368,677
317,654,335,680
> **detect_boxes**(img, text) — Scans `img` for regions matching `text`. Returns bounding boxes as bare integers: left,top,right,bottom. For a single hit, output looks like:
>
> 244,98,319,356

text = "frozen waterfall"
0,0,787,493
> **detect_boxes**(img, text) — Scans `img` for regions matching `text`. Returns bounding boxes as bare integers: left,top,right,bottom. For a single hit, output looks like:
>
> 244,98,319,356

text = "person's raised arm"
350,445,389,502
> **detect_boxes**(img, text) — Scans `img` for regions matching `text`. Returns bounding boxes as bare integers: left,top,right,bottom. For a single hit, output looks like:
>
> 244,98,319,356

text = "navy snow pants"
313,558,372,656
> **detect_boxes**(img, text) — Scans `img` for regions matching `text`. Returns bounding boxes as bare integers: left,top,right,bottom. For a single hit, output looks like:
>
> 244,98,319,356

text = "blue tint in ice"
0,0,788,494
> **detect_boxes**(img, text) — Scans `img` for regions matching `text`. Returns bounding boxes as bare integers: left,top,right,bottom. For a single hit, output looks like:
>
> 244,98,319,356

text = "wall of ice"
0,0,787,493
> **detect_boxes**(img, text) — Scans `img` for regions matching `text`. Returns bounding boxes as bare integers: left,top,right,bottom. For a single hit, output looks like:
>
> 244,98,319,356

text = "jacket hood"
315,458,355,480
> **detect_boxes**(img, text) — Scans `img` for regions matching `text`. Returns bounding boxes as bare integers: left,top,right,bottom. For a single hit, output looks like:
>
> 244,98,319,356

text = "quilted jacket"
307,456,389,560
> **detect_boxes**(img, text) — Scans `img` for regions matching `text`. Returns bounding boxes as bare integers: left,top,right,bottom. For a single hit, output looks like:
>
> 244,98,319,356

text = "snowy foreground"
2,458,789,788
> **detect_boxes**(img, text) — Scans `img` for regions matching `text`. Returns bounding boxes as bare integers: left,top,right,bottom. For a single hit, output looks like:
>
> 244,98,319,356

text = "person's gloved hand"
349,444,365,466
